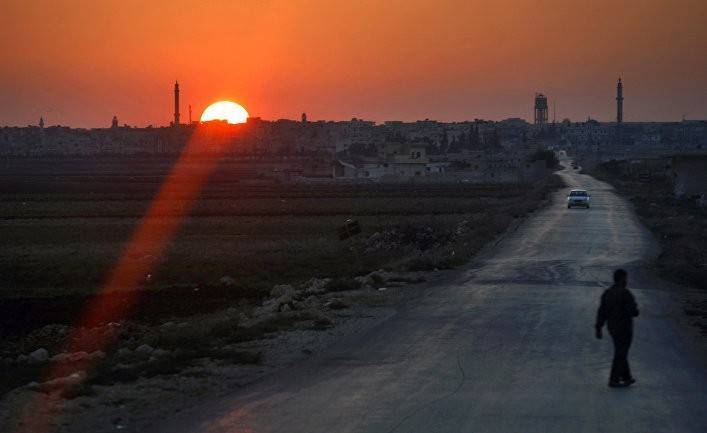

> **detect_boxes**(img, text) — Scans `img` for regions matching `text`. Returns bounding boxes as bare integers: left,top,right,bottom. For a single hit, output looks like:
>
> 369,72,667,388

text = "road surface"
158,165,707,433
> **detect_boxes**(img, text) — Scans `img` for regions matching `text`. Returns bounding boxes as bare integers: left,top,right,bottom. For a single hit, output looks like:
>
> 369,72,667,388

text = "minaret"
173,81,180,126
188,104,192,124
616,77,623,124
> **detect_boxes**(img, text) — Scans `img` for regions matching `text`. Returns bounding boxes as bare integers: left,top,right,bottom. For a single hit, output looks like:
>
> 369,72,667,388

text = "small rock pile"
364,224,453,253
3,269,428,398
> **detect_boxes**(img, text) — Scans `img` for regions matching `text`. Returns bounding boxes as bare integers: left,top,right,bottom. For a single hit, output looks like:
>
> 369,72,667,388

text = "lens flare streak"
14,127,234,433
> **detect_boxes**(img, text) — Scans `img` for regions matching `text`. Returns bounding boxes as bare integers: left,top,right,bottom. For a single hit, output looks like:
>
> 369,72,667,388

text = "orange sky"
1,0,706,127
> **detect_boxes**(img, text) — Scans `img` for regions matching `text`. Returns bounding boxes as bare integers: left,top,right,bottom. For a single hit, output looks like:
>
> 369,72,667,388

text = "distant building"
332,160,358,178
500,118,528,127
534,93,548,126
111,116,119,128
2,111,704,164
301,112,307,123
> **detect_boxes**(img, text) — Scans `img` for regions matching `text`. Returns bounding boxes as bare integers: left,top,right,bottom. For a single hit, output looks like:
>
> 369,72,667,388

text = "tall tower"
188,104,192,124
534,93,548,126
173,81,180,126
616,77,623,123
552,100,556,124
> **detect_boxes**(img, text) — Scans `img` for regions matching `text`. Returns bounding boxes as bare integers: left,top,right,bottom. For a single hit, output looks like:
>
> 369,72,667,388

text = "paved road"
160,166,707,433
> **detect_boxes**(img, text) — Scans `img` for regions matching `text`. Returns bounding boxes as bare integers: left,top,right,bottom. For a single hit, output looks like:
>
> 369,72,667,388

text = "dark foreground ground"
2,161,706,433
0,156,562,400
0,157,561,327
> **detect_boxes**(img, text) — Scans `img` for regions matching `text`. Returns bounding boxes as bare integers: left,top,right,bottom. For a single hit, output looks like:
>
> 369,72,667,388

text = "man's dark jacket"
595,285,639,335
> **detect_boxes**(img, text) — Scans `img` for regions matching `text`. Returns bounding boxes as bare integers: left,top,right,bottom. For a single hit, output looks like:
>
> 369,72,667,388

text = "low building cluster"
1,116,705,185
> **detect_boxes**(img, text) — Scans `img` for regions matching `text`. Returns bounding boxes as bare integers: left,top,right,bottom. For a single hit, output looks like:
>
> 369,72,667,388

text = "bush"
528,149,559,169
142,313,240,351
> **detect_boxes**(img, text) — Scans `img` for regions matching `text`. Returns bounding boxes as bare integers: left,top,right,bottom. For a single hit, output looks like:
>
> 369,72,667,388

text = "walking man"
595,269,639,387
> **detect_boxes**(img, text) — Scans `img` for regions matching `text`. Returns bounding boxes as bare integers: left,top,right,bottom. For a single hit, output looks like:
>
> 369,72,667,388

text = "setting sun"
200,101,249,124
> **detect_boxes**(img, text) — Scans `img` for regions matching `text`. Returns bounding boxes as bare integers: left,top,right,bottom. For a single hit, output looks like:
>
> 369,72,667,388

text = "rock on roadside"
28,348,49,364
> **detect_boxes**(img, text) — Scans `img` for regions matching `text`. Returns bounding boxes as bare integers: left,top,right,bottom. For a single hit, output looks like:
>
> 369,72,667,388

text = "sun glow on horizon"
200,101,249,124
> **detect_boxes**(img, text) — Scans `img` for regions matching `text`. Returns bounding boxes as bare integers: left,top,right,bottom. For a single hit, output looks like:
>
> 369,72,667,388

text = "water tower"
534,93,548,126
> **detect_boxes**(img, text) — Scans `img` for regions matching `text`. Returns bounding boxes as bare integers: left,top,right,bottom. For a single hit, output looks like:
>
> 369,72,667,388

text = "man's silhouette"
595,269,639,387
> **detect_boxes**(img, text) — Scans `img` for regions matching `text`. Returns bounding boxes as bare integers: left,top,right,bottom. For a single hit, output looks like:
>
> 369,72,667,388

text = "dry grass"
589,163,706,290
0,177,563,298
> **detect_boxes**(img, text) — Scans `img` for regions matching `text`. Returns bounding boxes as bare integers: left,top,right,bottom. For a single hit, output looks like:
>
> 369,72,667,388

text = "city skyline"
5,75,695,129
2,0,707,127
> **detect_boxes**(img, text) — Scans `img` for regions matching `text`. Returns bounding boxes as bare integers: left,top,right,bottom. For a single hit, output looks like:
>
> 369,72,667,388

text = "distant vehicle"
567,189,590,208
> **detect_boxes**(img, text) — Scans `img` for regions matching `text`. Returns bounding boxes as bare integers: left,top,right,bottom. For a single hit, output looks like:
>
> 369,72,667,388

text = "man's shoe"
623,377,636,386
609,381,626,388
